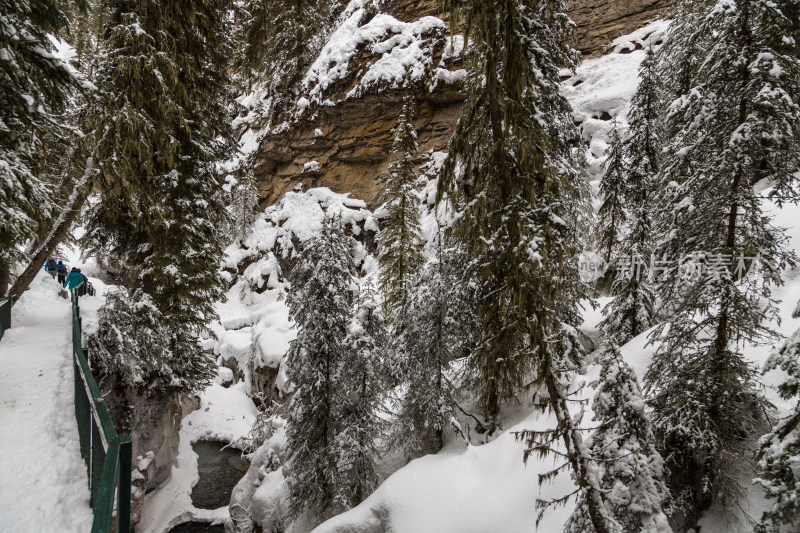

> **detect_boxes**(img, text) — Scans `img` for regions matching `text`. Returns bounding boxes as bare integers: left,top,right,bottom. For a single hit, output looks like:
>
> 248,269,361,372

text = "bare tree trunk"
8,157,96,304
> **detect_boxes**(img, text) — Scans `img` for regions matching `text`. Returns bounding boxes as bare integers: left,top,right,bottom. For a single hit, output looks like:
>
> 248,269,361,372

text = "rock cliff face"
568,0,672,57
101,382,200,527
251,0,670,208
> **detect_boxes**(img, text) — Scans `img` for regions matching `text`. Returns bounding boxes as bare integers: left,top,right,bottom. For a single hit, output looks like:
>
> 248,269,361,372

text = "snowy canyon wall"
250,0,671,207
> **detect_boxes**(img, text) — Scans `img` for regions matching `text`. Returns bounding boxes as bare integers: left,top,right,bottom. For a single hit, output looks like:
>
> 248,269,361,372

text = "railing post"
117,436,132,533
88,401,94,494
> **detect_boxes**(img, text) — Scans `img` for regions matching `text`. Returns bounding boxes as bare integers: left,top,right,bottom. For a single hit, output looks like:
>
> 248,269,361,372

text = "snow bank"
215,186,380,398
561,19,671,183
314,411,578,533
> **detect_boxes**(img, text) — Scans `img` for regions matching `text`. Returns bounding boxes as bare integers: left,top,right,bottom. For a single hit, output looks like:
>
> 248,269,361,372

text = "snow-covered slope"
307,19,800,533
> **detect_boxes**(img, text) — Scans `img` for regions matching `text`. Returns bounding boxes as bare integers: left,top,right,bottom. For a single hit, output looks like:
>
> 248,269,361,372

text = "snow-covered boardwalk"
0,273,93,532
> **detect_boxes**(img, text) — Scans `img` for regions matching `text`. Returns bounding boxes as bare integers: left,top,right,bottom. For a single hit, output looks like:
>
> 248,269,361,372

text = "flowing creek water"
168,522,225,533
168,440,250,533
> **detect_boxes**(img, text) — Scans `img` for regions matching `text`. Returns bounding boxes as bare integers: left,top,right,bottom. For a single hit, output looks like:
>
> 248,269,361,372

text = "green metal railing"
74,282,96,298
72,292,132,533
0,295,10,341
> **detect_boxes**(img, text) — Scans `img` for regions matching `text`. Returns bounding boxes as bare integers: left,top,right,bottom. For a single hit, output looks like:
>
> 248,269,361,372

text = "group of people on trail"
44,259,89,290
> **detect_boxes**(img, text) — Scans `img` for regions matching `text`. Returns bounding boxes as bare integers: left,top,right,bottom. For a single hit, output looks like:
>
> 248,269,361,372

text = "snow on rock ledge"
215,187,376,401
561,19,671,183
303,1,449,106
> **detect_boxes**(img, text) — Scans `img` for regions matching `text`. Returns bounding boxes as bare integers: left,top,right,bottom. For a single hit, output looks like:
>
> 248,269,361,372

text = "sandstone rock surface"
250,0,671,208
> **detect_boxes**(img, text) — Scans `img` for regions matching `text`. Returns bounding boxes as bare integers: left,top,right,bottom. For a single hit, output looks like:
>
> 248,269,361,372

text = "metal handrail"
72,293,132,532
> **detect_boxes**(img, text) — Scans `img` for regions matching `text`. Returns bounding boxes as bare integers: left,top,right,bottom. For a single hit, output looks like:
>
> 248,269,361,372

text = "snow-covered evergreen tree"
656,0,708,101
599,47,662,344
284,216,356,521
596,121,628,265
566,344,671,533
70,0,107,78
378,93,424,317
333,279,387,510
235,0,331,113
0,0,85,293
440,0,589,416
646,0,800,523
224,170,260,243
391,234,475,458
624,46,663,190
754,311,800,533
87,288,215,392
83,0,235,393
440,1,610,531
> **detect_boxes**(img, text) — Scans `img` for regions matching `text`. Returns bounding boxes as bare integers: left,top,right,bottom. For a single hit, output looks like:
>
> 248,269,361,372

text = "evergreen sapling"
378,92,425,318
566,343,671,533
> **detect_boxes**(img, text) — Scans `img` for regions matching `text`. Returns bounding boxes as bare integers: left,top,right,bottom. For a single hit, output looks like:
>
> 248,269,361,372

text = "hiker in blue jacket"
63,268,85,290
44,258,58,278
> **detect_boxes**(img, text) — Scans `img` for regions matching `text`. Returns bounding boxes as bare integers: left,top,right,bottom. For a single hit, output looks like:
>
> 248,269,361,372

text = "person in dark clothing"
56,261,68,284
63,268,85,290
44,259,58,278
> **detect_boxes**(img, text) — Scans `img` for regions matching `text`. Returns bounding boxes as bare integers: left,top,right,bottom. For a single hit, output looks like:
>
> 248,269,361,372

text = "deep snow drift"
0,271,93,532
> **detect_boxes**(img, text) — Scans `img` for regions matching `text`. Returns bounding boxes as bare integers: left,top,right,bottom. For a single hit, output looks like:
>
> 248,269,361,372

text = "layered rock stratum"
250,0,671,207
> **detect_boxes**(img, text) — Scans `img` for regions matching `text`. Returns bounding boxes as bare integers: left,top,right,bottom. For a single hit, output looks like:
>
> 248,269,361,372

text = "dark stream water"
191,440,250,509
168,440,249,533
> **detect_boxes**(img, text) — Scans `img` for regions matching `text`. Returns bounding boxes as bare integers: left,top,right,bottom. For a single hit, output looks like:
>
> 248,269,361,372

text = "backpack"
57,264,67,274
80,274,88,283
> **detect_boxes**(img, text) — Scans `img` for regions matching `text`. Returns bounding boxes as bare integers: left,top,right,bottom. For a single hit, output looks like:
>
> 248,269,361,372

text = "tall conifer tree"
285,217,355,521
84,0,235,393
0,0,86,294
378,93,425,316
596,121,628,265
235,0,330,114
645,0,800,523
439,1,611,531
334,279,387,510
600,47,662,344
391,234,475,458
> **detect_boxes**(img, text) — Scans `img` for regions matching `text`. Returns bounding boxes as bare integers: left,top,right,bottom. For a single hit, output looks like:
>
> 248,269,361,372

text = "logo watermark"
578,251,766,283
